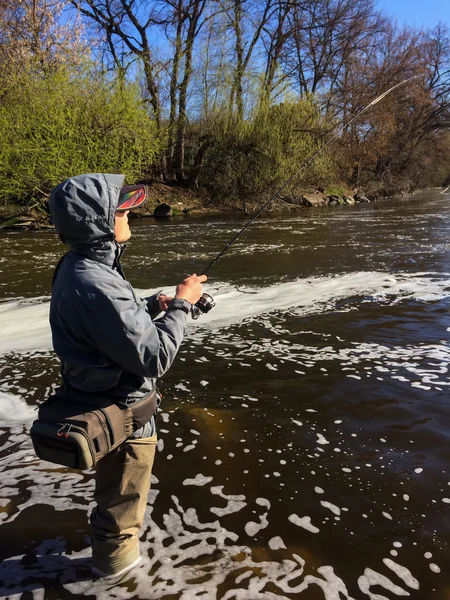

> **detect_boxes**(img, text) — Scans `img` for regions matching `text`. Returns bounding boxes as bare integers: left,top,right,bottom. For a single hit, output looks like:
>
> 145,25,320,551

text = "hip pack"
30,390,157,471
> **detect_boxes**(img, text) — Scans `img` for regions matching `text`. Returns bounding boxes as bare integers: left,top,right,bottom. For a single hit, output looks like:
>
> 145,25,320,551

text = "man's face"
114,210,131,243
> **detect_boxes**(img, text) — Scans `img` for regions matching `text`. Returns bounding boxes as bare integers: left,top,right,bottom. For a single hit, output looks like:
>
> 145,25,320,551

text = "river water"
0,191,450,599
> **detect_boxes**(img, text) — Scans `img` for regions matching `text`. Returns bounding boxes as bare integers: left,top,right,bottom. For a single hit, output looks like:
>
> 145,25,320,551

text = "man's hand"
175,274,208,305
157,294,173,311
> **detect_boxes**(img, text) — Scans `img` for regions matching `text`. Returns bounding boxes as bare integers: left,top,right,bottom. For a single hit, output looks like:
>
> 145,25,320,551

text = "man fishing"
47,173,206,578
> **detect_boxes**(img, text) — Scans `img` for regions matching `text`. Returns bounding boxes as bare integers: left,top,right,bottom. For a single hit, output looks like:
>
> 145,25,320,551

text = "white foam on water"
2,271,450,355
244,512,268,537
320,501,341,516
174,382,190,392
269,536,287,550
256,497,271,509
288,514,320,533
316,434,330,445
0,298,52,354
183,474,213,486
213,329,450,395
358,567,411,598
382,558,419,590
0,391,36,429
210,486,247,517
62,538,358,599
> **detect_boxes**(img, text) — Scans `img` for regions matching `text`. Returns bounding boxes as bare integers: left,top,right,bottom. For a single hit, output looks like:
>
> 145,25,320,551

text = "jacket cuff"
167,298,191,315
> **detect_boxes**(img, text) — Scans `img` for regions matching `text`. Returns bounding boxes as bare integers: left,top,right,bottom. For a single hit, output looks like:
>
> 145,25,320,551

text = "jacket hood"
49,173,125,264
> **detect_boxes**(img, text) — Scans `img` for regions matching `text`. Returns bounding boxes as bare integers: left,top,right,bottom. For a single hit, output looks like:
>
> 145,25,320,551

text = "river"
0,191,449,599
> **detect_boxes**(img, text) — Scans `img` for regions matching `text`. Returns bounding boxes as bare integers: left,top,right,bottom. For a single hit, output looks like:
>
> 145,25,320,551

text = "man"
48,173,206,578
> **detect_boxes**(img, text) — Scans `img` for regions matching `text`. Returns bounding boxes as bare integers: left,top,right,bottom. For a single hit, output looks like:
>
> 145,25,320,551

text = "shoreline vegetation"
0,183,419,231
0,2,449,232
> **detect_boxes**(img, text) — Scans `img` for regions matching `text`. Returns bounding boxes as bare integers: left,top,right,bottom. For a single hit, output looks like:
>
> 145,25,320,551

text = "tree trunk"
167,0,184,177
189,135,213,188
174,0,205,180
233,0,244,121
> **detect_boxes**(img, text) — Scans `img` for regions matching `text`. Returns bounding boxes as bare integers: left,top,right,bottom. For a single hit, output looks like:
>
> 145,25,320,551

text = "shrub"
199,97,337,203
0,64,161,207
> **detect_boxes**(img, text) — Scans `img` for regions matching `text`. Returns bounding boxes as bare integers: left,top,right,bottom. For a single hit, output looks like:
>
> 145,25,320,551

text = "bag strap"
129,390,158,430
52,253,68,288
51,254,68,383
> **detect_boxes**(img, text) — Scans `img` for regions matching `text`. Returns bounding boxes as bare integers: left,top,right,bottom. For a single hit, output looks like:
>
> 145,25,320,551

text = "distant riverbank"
0,182,424,231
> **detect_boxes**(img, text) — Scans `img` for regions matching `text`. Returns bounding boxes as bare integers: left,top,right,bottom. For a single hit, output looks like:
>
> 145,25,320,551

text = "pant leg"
90,433,157,573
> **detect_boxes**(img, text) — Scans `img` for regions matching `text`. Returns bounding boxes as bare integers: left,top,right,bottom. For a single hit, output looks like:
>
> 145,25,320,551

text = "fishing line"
202,74,423,277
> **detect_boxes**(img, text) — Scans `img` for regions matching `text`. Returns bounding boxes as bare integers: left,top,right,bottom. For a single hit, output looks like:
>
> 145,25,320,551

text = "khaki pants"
90,433,157,573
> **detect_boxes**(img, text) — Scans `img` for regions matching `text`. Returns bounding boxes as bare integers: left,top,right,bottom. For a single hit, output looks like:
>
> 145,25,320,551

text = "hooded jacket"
49,173,190,401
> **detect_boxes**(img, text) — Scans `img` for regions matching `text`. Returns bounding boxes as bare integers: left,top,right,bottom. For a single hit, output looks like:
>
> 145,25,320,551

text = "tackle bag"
30,389,157,471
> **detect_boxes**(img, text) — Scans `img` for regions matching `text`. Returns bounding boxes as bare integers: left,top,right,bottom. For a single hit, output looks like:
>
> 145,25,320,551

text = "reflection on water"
0,192,450,599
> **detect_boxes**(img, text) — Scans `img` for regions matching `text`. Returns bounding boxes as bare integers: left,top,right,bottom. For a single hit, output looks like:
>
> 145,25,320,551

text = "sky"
376,0,450,29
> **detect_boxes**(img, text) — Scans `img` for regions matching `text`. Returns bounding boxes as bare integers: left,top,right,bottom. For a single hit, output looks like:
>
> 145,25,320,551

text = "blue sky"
376,0,450,29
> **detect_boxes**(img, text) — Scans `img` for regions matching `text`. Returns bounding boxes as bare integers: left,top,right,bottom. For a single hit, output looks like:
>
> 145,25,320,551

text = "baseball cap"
117,185,147,211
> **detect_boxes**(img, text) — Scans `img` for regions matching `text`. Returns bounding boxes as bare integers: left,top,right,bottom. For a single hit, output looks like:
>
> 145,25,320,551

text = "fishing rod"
192,74,423,318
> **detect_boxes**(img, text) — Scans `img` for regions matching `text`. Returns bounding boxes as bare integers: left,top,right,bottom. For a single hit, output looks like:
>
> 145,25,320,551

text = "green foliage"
325,185,347,197
0,63,161,207
199,98,337,202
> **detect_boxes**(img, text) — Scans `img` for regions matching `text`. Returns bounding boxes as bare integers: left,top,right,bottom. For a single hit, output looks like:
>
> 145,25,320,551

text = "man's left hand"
157,294,173,311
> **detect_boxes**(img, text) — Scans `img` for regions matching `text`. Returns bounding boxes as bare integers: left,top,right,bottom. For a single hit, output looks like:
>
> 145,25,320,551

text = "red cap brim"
117,186,147,211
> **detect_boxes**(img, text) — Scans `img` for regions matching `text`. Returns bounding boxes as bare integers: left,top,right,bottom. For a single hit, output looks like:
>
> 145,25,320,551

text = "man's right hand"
175,274,207,305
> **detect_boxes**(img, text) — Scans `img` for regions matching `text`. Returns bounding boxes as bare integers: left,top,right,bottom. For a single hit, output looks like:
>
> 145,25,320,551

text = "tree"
260,0,292,100
0,0,87,70
221,0,273,120
71,0,163,129
282,0,384,98
172,0,207,180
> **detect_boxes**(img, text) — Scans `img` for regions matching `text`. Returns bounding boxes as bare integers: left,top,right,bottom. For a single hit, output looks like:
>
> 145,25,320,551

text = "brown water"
1,192,450,599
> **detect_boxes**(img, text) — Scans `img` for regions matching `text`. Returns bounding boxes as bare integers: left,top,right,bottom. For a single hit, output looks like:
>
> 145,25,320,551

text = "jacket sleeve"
77,278,188,378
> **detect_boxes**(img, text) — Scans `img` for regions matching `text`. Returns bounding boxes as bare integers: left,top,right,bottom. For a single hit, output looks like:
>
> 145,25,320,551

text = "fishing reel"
191,293,215,319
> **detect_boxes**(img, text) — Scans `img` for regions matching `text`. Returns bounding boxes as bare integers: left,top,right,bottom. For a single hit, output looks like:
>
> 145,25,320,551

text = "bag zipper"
56,422,96,464
61,412,110,458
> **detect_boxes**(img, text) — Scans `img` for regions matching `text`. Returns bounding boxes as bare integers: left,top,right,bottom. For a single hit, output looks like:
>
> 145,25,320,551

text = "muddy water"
1,192,450,599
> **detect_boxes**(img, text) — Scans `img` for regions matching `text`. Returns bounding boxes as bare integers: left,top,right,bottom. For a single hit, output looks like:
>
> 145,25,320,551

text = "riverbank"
0,182,412,230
